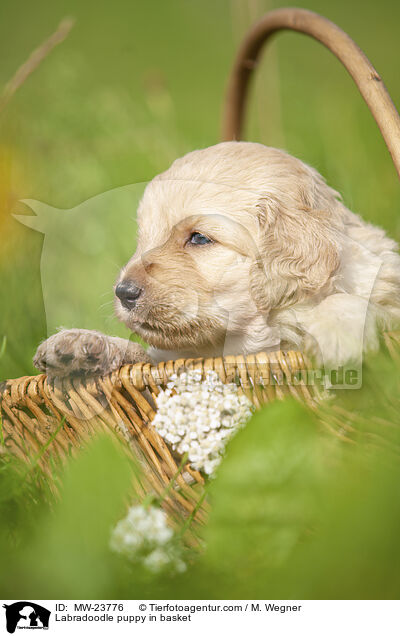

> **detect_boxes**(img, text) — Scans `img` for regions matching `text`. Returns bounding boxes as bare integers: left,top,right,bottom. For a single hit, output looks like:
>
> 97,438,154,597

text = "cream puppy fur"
34,142,400,378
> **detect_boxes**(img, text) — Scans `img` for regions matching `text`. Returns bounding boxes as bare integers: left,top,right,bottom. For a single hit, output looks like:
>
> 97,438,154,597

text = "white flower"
152,370,254,475
143,548,187,574
110,504,184,574
142,547,171,572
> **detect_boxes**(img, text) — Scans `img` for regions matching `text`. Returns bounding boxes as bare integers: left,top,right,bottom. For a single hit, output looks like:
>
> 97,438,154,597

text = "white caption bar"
1,600,399,635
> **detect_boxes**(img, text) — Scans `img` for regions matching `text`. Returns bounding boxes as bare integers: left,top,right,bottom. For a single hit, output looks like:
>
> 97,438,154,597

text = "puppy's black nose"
115,280,143,309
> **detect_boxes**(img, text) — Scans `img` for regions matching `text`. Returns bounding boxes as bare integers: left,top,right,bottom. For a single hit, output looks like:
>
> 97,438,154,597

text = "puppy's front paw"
33,329,150,379
34,329,113,378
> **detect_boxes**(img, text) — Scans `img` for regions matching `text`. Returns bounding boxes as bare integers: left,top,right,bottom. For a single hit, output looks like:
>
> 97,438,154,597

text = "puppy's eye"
188,232,213,245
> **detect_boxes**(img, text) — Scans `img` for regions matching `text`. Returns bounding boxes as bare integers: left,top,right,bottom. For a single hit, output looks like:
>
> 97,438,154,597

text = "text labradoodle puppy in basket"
34,142,400,378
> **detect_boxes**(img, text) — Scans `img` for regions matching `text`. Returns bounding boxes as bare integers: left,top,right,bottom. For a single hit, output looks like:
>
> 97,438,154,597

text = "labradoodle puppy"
34,142,400,378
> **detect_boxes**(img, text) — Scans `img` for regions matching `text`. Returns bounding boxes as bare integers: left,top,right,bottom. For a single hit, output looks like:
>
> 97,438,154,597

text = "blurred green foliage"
196,393,400,599
0,0,400,600
1,0,400,379
1,349,400,599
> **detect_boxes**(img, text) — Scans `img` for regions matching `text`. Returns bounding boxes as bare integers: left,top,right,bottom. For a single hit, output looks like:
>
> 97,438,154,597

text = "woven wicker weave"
1,8,400,530
0,351,319,526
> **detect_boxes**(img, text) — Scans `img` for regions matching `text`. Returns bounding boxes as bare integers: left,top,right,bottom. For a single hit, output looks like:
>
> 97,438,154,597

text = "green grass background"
1,0,400,379
1,0,400,600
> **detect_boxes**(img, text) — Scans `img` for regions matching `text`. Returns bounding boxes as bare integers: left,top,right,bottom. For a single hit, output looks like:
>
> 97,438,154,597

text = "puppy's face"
115,142,343,353
115,184,261,351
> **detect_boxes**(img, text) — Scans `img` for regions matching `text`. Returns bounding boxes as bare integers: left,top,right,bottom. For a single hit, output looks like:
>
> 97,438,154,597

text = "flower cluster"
152,370,254,475
110,504,185,574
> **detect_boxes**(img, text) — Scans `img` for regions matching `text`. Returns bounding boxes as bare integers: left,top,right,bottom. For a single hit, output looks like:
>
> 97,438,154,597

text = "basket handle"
222,7,400,179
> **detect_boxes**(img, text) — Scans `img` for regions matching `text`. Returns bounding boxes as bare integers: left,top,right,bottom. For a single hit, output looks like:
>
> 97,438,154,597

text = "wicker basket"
0,351,319,529
1,8,400,529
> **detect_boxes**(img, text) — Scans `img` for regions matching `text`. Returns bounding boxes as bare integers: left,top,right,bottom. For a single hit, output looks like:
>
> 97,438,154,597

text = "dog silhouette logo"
3,602,51,633
15,183,147,339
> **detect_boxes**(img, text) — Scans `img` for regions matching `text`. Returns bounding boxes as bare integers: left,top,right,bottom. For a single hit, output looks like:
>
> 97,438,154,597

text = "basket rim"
0,348,313,396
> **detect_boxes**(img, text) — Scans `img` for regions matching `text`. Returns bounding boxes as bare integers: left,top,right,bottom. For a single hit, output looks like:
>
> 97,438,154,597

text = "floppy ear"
251,194,341,310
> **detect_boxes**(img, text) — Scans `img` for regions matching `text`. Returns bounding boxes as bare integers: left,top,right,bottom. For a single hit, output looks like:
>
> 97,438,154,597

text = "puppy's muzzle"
115,280,143,309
